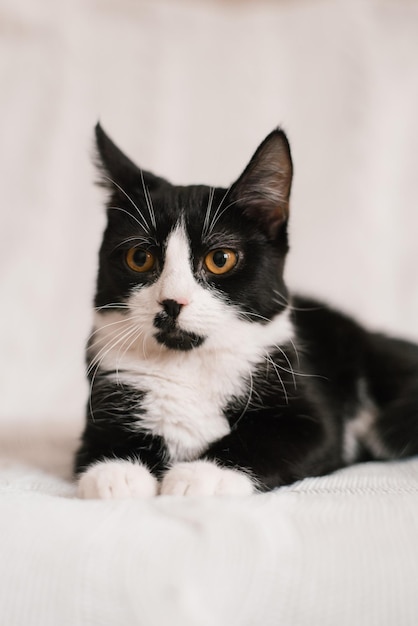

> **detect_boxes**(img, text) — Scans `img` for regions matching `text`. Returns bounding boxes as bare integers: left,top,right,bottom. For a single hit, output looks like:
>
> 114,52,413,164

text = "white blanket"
1,420,418,625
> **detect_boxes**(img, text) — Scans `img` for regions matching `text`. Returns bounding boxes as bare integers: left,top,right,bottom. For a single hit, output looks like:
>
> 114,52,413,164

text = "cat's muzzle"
153,310,205,351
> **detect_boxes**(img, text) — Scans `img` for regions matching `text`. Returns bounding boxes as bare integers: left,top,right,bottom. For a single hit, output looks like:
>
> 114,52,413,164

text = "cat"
75,123,418,498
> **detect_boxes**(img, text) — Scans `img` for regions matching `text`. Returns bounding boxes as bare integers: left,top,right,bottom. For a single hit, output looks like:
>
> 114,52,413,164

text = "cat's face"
92,125,293,355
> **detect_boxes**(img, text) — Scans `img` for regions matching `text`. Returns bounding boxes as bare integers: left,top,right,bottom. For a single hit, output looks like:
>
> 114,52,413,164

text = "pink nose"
176,297,189,306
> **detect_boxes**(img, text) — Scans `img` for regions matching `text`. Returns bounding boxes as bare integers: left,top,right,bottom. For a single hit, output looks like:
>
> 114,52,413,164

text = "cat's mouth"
154,328,206,351
153,311,206,351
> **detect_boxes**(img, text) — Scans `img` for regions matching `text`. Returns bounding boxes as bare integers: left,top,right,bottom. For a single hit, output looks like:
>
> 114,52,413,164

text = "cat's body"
76,125,418,498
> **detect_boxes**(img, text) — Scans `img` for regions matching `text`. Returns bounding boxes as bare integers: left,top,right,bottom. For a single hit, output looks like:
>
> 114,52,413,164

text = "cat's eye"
204,249,238,275
126,247,155,273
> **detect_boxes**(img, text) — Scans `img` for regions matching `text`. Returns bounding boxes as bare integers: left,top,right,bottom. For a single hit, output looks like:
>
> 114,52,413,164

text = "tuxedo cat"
76,124,418,498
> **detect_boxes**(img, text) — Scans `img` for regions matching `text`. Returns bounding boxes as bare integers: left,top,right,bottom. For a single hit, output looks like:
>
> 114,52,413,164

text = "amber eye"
204,249,238,275
126,247,155,272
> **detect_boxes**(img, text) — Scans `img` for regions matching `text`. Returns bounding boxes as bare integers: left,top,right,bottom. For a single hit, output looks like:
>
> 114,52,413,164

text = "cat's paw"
159,460,255,496
77,459,158,499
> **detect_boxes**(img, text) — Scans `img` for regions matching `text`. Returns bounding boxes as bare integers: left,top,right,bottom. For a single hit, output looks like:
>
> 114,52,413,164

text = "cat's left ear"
230,129,293,239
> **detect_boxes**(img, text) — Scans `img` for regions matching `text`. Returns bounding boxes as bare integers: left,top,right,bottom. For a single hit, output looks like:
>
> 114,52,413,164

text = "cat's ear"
230,129,293,239
94,122,168,192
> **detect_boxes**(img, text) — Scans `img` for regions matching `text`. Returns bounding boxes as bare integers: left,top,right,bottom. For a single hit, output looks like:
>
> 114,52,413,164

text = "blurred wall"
1,0,418,422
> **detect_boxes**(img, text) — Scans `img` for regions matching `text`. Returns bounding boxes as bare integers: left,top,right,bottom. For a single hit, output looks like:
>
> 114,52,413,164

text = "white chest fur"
112,351,239,462
92,308,293,463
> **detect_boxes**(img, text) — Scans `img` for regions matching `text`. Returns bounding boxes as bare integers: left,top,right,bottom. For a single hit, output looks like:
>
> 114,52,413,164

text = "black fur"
75,124,418,491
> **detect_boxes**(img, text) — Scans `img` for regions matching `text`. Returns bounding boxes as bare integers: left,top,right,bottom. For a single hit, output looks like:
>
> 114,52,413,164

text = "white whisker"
87,323,137,376
232,368,254,429
104,175,151,233
208,198,241,234
273,290,322,312
289,337,301,368
115,325,145,382
88,315,145,350
264,353,289,404
108,206,150,232
273,344,297,390
112,236,157,252
87,322,144,421
140,169,157,230
94,302,130,312
205,185,232,237
202,187,215,238
239,310,272,323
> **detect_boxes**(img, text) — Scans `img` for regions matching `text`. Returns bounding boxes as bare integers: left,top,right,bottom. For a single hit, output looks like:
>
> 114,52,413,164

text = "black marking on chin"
154,329,206,351
153,311,206,350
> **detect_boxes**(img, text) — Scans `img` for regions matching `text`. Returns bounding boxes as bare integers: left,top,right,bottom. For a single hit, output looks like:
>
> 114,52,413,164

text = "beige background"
1,0,418,422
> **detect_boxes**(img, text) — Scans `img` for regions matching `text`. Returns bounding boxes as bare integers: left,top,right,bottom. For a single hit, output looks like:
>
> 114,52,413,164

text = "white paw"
77,459,158,499
159,460,255,496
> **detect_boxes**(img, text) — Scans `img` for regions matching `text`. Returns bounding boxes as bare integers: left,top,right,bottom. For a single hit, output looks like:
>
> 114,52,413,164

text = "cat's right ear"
229,129,293,240
94,123,168,193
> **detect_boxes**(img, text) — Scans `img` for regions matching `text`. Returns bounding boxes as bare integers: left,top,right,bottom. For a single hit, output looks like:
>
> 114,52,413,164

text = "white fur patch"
90,224,294,463
343,409,374,463
159,460,256,496
77,460,158,499
156,223,195,305
343,378,388,463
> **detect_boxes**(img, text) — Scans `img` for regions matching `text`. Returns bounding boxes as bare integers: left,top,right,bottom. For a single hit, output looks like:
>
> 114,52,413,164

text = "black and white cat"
76,124,418,498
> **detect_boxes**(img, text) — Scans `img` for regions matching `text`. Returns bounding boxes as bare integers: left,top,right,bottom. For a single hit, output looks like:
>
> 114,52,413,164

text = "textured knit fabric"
1,420,418,625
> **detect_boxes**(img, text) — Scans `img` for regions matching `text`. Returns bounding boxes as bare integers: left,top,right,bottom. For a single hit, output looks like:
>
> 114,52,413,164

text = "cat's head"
92,124,293,355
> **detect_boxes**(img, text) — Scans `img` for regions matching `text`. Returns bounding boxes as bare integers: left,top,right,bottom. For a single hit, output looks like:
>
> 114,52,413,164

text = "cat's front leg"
76,377,169,499
201,407,339,492
159,460,256,496
77,459,159,499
